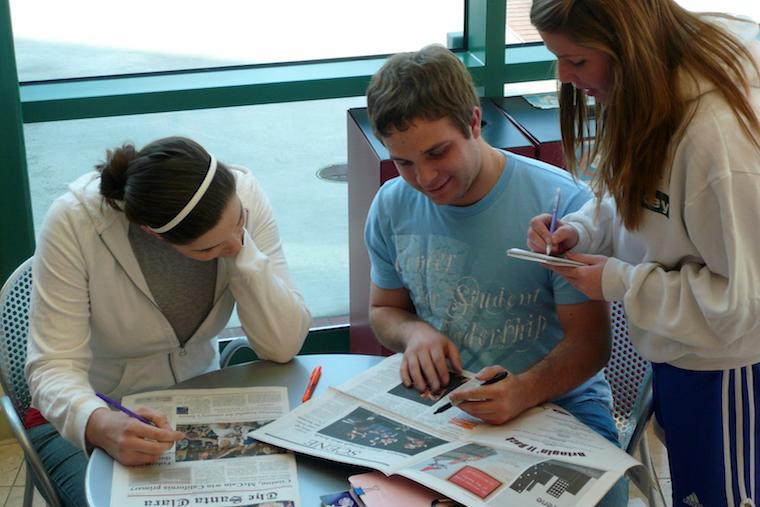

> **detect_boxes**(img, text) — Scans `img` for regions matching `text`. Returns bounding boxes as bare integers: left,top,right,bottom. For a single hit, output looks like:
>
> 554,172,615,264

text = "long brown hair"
531,0,760,229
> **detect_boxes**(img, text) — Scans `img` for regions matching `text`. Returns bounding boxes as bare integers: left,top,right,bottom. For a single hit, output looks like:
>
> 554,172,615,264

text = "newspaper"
110,387,300,507
252,354,650,507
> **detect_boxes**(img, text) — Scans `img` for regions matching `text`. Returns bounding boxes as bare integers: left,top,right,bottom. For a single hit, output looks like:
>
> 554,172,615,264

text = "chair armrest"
219,337,255,368
650,411,666,445
623,374,654,454
0,396,62,507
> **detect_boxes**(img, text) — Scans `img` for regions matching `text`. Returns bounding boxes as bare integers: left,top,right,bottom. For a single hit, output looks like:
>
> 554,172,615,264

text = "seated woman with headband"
25,136,311,506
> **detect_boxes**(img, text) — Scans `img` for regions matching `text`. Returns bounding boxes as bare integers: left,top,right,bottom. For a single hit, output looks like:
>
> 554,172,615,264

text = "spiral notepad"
506,248,586,267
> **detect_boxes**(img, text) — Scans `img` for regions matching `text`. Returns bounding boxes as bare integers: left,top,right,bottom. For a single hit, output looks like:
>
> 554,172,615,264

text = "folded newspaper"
111,387,300,507
252,354,650,507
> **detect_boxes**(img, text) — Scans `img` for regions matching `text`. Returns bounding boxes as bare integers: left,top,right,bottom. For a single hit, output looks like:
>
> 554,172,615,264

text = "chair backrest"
604,301,653,452
0,258,34,419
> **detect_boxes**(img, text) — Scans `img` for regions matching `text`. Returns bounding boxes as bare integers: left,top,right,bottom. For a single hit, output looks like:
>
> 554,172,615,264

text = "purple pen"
95,392,156,426
546,187,561,255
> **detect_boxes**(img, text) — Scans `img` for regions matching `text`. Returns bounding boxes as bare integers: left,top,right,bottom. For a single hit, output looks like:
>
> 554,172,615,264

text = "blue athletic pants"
653,362,760,507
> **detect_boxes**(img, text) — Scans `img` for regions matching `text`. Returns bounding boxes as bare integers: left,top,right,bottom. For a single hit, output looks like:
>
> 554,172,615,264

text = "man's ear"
470,106,483,139
140,225,165,240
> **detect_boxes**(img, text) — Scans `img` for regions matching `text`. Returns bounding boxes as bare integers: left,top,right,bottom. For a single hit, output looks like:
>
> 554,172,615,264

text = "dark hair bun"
98,144,137,209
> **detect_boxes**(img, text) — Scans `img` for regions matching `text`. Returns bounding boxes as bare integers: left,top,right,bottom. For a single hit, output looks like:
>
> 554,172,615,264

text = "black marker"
433,370,509,414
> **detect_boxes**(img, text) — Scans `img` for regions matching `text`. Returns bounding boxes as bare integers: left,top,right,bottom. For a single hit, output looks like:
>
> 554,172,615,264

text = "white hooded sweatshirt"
26,165,311,451
563,16,760,370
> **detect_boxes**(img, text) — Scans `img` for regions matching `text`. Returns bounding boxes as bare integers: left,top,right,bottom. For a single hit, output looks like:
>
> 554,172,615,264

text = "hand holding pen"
87,392,184,466
96,392,157,426
433,370,509,414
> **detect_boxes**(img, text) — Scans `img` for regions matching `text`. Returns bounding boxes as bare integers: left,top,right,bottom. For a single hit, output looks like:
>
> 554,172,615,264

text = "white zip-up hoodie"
563,17,760,371
26,165,311,451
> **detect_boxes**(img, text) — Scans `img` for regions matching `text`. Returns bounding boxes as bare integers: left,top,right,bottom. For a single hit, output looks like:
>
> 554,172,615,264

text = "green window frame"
0,0,555,282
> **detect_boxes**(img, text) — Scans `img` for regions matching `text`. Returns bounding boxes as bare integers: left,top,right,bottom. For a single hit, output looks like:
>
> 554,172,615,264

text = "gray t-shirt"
128,223,217,345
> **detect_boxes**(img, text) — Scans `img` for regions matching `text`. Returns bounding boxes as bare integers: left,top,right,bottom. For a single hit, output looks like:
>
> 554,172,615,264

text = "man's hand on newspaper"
448,366,531,425
401,327,462,394
85,407,185,465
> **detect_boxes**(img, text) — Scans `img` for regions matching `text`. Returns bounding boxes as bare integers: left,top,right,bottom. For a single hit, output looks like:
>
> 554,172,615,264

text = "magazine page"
333,353,494,440
110,387,300,507
251,387,458,475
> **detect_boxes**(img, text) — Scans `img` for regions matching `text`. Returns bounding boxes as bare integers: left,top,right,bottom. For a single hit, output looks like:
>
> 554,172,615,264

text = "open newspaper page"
252,387,456,474
251,354,647,507
397,405,643,507
110,387,300,507
333,352,489,441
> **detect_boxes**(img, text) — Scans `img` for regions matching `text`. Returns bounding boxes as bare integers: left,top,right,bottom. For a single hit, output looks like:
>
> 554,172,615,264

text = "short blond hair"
366,44,480,140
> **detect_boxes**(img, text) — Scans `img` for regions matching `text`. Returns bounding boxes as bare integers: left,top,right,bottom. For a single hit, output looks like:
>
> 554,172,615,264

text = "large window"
24,97,365,322
9,1,471,324
10,0,465,81
506,0,541,44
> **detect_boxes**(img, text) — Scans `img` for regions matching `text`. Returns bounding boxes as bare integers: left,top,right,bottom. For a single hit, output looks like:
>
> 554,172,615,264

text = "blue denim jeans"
28,423,87,507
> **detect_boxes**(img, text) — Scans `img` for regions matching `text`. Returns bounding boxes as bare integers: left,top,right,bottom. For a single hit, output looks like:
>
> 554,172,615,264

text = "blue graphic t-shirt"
365,152,612,408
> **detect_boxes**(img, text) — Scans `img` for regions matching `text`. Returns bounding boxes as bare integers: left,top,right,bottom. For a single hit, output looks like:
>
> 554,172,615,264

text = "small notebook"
506,248,586,267
348,472,458,507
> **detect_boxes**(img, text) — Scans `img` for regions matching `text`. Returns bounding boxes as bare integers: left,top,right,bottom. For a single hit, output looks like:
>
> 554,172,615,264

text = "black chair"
0,258,62,507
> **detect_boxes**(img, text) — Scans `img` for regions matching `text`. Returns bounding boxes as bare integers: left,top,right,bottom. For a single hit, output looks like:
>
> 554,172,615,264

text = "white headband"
150,154,217,234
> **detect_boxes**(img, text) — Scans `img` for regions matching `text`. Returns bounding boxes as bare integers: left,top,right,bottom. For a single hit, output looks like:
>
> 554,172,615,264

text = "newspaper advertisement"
110,387,300,507
252,354,646,507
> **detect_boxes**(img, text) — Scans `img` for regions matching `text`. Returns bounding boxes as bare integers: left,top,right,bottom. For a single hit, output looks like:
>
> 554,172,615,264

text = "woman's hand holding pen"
85,407,184,466
527,213,579,255
527,213,608,300
448,366,530,425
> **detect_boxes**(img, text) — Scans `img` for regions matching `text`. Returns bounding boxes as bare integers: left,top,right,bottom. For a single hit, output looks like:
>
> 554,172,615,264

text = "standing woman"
26,136,311,506
526,1,760,505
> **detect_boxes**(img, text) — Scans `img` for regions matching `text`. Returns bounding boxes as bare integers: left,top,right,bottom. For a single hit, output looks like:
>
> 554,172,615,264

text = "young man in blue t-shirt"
363,45,626,506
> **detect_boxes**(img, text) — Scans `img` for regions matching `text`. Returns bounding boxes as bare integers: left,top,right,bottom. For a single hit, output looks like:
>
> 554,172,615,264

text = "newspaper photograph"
110,387,300,507
252,388,453,474
251,354,646,507
333,353,490,440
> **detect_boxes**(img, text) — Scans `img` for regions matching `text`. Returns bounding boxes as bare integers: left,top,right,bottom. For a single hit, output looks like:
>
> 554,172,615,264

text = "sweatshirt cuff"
567,222,592,253
74,398,108,453
602,257,632,301
229,231,267,277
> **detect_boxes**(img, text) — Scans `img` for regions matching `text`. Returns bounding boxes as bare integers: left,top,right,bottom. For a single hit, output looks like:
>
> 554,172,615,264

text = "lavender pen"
546,187,562,255
95,392,157,427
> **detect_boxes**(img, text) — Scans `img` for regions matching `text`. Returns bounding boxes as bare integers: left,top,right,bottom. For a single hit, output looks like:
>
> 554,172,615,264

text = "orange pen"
301,366,322,402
